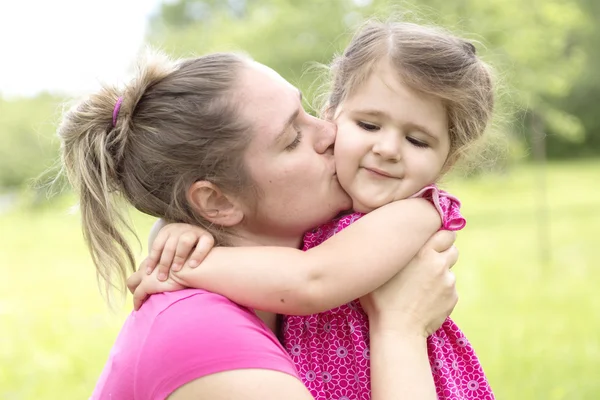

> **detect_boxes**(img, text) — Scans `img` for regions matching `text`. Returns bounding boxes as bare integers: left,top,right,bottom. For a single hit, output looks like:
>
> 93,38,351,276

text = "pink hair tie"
112,97,124,127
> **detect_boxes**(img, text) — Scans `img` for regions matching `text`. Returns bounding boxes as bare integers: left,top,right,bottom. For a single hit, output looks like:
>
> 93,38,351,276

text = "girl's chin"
351,198,379,214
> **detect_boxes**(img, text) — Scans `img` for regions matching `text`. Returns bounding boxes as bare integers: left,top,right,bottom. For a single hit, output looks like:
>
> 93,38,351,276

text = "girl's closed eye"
286,128,303,151
357,121,380,132
406,136,429,148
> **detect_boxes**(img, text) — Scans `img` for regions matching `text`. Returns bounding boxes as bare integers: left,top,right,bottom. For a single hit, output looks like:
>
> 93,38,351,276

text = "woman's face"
235,62,352,247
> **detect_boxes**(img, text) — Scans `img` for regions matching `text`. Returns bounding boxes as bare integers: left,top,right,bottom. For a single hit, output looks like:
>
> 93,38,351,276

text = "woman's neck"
228,230,303,249
255,310,278,333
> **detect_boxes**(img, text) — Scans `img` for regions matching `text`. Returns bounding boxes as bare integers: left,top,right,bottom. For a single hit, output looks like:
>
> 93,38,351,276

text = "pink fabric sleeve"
411,185,466,231
135,292,299,399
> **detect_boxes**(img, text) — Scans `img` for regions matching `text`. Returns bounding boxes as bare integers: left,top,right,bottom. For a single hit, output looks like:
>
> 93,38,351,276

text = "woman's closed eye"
286,129,303,151
406,136,429,148
357,121,380,132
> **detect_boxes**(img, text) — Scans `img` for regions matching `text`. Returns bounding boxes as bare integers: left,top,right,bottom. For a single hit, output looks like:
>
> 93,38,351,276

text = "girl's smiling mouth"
363,167,398,179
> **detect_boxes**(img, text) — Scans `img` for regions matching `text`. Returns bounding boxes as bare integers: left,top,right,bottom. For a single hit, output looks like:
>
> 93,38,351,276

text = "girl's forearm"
173,198,440,315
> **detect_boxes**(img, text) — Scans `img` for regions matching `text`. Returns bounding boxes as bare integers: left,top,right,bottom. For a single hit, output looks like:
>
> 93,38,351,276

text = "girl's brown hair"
326,19,495,163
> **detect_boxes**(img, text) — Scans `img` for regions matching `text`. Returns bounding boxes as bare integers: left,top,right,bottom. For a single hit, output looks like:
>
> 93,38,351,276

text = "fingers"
187,234,215,268
446,269,456,289
427,230,457,253
147,225,216,278
155,236,180,281
133,278,159,311
446,270,459,311
146,229,171,275
132,272,185,311
127,268,144,294
443,245,459,269
171,232,201,272
133,284,149,311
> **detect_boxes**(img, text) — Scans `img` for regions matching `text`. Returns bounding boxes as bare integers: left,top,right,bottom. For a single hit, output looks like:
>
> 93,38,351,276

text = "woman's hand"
360,230,459,337
363,230,459,400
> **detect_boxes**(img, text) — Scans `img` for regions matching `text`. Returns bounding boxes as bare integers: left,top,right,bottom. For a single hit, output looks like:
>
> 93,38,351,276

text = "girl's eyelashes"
407,136,429,148
357,121,380,131
355,119,429,148
286,129,303,151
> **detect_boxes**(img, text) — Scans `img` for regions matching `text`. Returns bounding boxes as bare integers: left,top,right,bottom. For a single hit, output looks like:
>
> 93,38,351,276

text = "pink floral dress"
283,186,494,400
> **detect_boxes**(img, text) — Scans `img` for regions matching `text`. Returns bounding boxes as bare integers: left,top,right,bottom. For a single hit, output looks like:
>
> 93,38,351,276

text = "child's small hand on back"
127,263,187,310
144,223,215,281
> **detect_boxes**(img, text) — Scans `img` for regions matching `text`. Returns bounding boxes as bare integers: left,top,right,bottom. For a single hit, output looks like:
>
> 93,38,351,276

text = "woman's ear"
187,181,244,227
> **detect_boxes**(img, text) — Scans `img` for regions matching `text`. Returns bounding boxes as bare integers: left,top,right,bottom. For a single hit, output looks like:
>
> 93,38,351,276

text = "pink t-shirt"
91,289,298,400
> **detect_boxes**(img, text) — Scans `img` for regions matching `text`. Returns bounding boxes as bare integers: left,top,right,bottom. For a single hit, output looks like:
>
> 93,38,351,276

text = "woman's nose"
314,118,337,154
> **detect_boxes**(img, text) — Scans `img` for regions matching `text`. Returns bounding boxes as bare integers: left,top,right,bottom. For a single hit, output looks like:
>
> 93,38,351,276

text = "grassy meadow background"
2,0,600,399
2,160,598,399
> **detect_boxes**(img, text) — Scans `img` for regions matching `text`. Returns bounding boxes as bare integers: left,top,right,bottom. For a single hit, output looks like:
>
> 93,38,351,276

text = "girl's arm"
170,197,440,315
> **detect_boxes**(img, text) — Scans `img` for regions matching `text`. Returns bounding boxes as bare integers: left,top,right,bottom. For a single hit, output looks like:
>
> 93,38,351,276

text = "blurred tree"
1,0,598,192
147,0,593,151
148,0,370,106
545,0,600,157
374,0,590,154
0,93,63,191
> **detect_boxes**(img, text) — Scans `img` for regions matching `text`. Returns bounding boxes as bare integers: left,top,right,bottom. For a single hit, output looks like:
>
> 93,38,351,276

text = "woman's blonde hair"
58,51,253,296
326,19,495,163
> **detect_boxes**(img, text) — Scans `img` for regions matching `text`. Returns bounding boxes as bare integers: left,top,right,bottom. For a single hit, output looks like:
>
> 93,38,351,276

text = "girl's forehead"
337,72,449,147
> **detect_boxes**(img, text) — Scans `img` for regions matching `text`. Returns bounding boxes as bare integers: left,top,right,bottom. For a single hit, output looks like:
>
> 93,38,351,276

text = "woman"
59,51,458,399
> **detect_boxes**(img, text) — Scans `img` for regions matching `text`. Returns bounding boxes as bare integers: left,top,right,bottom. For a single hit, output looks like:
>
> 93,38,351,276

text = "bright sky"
0,0,164,98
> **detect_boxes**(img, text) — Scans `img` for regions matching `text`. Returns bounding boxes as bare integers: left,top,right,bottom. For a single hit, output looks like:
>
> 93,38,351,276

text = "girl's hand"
145,223,215,281
360,230,459,337
127,260,187,310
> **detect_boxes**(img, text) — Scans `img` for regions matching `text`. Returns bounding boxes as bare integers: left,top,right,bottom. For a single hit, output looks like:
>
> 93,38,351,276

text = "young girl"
135,20,495,400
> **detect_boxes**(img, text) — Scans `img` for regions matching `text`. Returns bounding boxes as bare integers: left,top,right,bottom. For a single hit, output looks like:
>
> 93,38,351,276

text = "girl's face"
334,60,451,213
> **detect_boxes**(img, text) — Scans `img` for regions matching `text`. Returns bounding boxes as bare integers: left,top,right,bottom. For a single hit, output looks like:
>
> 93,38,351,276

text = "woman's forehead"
250,61,292,86
236,62,302,149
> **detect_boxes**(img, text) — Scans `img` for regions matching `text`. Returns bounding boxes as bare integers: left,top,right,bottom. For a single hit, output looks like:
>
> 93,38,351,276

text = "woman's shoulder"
130,289,298,398
144,287,251,316
140,288,283,354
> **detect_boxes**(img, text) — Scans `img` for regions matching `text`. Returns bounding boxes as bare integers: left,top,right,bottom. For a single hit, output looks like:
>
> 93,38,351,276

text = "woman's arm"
169,198,440,314
364,230,459,400
135,290,311,399
369,330,436,400
168,370,313,400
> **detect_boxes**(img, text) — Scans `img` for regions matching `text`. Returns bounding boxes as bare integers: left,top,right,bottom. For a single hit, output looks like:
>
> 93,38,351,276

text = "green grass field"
1,160,599,399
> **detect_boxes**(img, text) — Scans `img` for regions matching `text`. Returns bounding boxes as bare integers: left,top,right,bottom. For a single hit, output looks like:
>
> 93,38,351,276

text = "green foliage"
149,0,358,104
1,0,599,190
0,93,65,191
545,0,600,157
146,0,600,160
2,160,599,399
